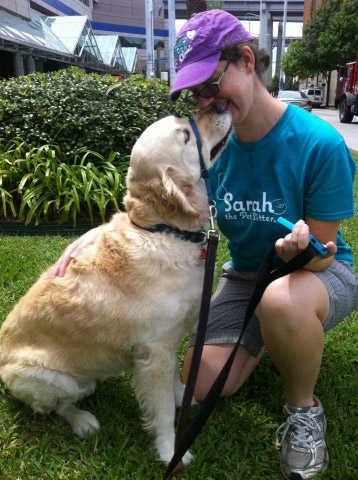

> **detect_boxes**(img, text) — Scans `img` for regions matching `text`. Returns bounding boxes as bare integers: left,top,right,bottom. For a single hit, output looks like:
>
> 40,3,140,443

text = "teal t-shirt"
209,104,356,271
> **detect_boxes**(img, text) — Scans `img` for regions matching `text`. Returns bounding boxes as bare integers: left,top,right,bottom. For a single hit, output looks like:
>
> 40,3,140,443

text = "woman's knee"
259,271,322,314
256,271,330,334
256,277,295,324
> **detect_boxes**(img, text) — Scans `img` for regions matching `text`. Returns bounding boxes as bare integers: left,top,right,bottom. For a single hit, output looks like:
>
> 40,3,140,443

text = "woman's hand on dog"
48,227,102,278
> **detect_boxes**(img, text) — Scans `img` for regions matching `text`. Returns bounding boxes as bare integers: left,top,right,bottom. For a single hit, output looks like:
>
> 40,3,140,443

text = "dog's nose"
198,96,215,110
212,103,227,114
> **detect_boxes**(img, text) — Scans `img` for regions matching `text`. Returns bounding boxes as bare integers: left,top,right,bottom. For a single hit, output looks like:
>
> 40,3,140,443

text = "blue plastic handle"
277,217,328,256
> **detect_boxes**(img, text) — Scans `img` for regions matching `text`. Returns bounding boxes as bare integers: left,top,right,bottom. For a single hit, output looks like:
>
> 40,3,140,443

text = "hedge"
0,67,196,160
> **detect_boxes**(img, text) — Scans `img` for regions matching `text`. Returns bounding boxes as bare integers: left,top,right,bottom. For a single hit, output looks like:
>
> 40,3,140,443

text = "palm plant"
0,139,128,226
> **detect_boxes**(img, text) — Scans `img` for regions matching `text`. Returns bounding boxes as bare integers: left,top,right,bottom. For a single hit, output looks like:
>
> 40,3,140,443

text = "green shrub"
283,77,299,91
0,68,196,160
269,74,280,93
0,138,127,225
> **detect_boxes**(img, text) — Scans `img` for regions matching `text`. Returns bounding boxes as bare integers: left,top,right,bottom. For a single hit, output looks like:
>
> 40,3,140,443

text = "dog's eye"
183,129,191,145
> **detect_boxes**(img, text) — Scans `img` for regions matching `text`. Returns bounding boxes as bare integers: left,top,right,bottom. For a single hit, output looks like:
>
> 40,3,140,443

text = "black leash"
163,242,318,480
161,116,222,478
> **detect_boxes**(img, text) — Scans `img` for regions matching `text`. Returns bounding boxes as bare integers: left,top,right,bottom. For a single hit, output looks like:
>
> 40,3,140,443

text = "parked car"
277,90,313,112
302,87,324,107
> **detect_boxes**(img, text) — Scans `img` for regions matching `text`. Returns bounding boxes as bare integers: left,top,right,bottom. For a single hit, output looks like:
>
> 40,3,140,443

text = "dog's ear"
125,165,205,224
161,166,200,216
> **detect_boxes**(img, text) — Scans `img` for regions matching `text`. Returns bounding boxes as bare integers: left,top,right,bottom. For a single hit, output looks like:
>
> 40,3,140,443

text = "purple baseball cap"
170,9,254,102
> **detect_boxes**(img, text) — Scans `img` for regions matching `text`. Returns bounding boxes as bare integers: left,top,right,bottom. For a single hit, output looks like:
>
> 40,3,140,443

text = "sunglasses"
183,60,231,105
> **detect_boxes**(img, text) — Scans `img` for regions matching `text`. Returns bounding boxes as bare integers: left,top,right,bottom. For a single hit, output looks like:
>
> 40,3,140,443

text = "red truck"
336,48,358,123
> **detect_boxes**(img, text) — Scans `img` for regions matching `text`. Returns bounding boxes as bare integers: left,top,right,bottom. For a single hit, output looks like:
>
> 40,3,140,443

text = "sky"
175,20,303,38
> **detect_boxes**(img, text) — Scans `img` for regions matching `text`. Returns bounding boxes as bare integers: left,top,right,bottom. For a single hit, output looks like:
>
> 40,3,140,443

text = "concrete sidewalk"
312,107,358,151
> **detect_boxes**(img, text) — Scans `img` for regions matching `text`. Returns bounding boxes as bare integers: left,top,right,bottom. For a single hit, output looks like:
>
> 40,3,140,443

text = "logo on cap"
174,30,197,68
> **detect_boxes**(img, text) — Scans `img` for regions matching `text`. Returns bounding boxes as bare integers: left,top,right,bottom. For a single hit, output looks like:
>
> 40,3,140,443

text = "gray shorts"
189,260,358,357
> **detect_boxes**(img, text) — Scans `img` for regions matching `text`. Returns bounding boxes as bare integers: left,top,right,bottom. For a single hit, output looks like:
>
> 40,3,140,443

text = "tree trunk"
326,71,331,107
186,0,207,19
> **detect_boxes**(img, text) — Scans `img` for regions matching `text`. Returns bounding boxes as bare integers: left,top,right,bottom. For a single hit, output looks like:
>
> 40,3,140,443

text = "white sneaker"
276,395,329,479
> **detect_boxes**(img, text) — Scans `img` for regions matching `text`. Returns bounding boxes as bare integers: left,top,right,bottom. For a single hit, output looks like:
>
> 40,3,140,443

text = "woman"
51,10,357,479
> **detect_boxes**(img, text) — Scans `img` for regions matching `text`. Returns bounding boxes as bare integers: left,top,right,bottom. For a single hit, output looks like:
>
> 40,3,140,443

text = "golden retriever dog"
0,106,232,464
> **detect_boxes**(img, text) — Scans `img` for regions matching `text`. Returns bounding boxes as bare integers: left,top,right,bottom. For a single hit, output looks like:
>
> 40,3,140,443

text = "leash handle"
163,243,317,480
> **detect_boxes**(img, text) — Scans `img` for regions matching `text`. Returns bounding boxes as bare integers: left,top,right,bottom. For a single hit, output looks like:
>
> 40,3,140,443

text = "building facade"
0,0,168,78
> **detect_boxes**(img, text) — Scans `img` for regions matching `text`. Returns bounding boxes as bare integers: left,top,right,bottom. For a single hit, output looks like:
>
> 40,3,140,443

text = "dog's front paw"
174,383,186,408
182,450,194,465
71,410,100,438
156,441,193,466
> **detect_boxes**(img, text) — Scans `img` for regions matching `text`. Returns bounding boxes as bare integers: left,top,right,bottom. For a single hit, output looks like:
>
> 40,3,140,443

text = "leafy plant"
0,138,128,226
317,0,358,66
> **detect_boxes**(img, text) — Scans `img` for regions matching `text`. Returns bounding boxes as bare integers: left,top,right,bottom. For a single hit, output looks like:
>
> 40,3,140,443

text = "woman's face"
190,50,256,127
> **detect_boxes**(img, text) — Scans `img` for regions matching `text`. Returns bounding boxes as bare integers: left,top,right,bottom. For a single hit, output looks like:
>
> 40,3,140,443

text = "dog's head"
124,106,232,229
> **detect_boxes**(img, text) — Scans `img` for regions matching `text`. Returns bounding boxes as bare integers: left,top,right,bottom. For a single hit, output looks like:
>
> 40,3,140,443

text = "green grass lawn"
0,151,358,479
